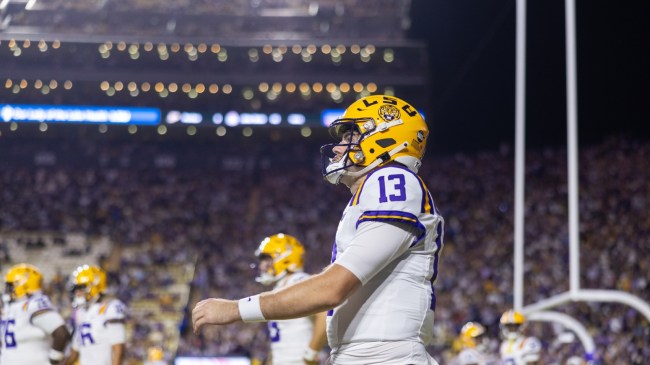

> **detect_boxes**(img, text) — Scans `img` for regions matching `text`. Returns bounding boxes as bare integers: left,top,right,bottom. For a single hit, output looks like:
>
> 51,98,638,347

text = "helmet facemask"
320,121,367,185
255,254,286,286
500,323,522,341
3,283,15,304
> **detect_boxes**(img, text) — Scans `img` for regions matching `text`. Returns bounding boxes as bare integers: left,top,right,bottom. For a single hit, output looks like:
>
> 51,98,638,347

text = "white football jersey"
458,348,499,365
268,272,315,365
71,298,127,365
0,293,65,365
499,336,541,365
327,165,444,360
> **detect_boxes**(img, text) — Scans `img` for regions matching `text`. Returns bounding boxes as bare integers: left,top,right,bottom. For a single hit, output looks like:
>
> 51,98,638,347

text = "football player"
192,95,443,364
62,265,127,365
1,263,70,365
255,233,327,364
499,310,541,365
456,322,498,365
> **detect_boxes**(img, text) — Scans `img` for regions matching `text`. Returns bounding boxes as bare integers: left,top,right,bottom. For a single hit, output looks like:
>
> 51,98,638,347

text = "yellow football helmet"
321,95,428,184
255,233,305,285
71,265,106,303
500,309,526,340
460,322,486,349
4,263,43,301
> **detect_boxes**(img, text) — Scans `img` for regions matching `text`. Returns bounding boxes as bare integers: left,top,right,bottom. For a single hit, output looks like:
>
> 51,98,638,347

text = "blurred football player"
565,356,584,365
455,322,498,365
62,265,127,365
192,95,444,364
255,233,327,364
499,310,541,365
0,263,70,365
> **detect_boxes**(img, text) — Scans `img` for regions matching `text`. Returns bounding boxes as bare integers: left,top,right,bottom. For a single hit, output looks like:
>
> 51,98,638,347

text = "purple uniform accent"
430,286,437,311
356,210,426,245
330,240,338,263
432,221,443,283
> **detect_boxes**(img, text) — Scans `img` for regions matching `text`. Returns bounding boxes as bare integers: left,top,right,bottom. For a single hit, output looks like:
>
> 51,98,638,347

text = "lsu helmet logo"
378,104,400,122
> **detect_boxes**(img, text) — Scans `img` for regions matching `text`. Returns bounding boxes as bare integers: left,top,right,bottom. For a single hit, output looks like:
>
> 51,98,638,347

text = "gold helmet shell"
500,309,526,325
460,321,486,349
500,309,526,339
255,233,305,285
71,265,107,301
322,95,428,184
5,263,43,300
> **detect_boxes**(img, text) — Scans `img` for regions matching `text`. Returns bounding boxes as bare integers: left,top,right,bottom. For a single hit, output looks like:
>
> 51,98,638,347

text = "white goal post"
512,0,650,360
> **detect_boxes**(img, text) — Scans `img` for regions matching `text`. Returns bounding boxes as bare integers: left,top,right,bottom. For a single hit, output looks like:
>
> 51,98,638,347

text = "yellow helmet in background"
255,233,305,285
147,346,164,361
460,322,486,349
71,265,107,302
4,263,43,300
500,309,526,340
321,95,428,184
500,309,526,325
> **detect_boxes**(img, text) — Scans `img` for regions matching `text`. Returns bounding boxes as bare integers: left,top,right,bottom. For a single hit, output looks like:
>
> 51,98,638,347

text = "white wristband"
238,295,266,323
49,349,65,361
303,347,319,362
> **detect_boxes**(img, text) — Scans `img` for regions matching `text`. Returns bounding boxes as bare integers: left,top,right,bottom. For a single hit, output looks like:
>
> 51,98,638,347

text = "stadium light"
24,0,36,10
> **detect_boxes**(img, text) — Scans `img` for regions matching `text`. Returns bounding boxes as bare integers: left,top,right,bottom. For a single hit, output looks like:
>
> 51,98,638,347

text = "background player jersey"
71,298,127,365
499,336,541,365
327,164,444,348
268,272,315,365
0,293,63,365
458,348,499,365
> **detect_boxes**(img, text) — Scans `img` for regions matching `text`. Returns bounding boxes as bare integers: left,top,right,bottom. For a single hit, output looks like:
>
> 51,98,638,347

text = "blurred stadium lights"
0,0,430,132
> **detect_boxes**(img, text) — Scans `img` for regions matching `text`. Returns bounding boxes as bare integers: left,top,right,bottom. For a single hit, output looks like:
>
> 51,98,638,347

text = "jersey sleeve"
104,299,127,345
334,220,417,284
31,309,66,334
26,294,55,317
458,349,480,365
522,337,542,361
104,299,128,322
354,166,432,244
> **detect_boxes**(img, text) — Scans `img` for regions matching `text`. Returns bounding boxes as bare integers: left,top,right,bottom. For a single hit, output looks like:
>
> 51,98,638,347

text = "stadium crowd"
0,134,648,364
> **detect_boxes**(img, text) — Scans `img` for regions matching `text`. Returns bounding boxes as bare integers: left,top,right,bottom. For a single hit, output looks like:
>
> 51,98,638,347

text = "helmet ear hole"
375,138,396,148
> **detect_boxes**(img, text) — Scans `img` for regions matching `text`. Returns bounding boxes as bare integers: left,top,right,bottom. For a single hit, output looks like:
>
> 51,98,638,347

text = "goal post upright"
513,0,650,360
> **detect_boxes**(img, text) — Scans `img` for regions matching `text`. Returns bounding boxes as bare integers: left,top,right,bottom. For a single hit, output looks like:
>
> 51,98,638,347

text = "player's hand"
192,298,239,334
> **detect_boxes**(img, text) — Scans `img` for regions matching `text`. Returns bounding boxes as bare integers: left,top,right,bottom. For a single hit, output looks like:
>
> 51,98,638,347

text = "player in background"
499,310,541,365
192,95,444,364
62,265,127,365
455,322,498,365
0,263,70,365
254,233,327,364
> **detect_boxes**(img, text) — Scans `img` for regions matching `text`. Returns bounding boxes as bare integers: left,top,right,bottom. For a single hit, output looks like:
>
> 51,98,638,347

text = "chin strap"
345,141,409,178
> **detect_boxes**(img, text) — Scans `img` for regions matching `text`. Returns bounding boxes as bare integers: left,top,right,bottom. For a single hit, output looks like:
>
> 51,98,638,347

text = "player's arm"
111,342,125,365
105,316,127,365
31,309,70,364
304,310,327,364
61,349,79,365
193,263,359,332
193,221,415,332
523,337,542,365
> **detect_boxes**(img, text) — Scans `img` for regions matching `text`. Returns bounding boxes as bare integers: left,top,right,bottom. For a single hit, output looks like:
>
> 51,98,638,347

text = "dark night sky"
409,0,649,153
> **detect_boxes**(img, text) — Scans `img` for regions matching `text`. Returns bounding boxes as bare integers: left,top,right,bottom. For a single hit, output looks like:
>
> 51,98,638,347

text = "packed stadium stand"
0,134,648,364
